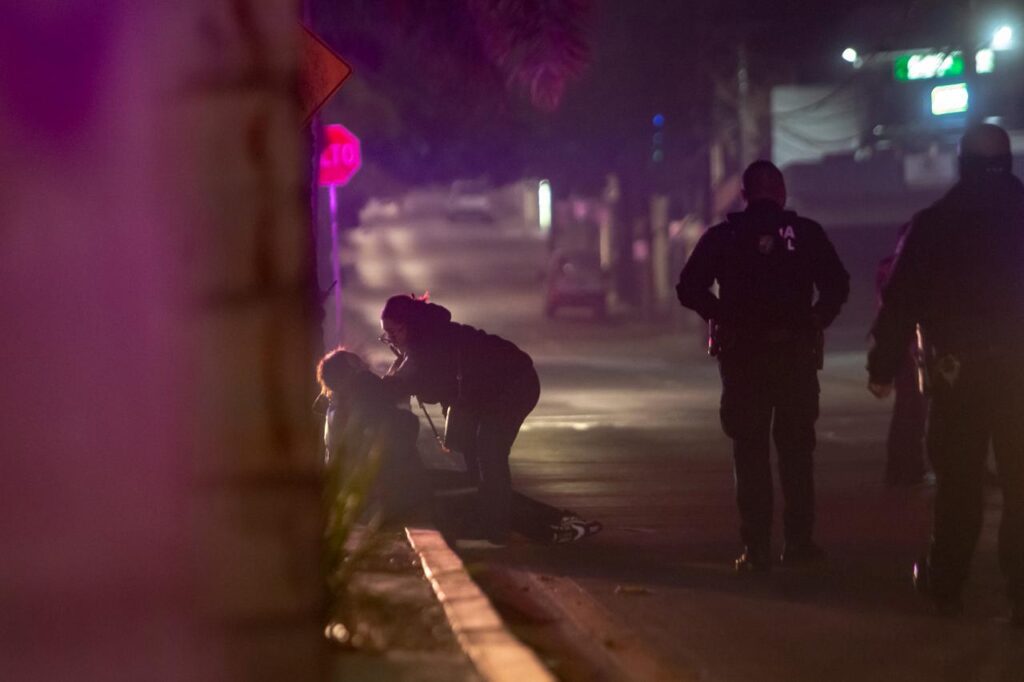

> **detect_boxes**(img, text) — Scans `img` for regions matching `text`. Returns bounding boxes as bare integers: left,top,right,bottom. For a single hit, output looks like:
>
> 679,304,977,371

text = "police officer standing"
677,161,850,572
868,124,1024,626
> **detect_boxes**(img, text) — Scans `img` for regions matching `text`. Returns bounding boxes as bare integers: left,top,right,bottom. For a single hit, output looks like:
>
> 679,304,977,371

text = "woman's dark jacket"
382,303,533,415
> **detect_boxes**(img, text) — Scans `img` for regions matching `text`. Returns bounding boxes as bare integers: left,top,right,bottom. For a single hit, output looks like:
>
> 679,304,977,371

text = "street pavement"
334,215,1024,682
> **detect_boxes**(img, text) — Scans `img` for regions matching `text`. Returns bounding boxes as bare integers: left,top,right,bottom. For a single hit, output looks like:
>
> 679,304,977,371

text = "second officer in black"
868,124,1024,625
677,161,850,572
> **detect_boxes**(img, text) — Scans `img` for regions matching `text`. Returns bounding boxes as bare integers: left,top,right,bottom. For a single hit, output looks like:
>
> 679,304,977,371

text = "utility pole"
963,0,981,124
737,41,758,167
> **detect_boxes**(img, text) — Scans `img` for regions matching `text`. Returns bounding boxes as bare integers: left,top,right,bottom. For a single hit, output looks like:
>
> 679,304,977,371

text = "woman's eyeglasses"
378,333,401,358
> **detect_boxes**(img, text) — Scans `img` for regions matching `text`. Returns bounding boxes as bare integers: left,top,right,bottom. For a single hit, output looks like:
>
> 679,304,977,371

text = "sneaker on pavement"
551,518,603,544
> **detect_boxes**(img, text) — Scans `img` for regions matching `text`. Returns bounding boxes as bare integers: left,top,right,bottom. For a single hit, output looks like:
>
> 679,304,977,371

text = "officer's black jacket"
676,200,850,343
868,173,1024,383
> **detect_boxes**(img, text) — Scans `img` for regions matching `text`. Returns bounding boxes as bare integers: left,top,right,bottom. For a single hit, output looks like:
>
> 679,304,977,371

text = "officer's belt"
737,328,811,345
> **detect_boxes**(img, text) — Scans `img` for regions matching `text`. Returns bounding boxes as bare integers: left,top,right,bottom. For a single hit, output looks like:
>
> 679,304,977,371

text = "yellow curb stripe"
405,527,556,682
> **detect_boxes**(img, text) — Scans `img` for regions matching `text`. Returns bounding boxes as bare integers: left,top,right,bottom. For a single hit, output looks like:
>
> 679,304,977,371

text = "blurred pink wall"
1,3,213,679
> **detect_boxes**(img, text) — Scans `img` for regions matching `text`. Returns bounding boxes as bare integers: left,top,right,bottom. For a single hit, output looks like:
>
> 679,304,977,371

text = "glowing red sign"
319,124,361,187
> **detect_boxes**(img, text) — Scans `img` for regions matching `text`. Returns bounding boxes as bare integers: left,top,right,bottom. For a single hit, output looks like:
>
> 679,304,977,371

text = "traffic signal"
651,113,665,163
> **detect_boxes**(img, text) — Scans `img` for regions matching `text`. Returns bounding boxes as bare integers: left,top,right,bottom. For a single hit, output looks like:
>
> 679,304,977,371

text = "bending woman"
380,294,540,544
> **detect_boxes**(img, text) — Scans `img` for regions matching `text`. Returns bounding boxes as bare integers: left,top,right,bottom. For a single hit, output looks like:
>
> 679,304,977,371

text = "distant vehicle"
544,249,608,319
360,197,401,224
447,180,494,222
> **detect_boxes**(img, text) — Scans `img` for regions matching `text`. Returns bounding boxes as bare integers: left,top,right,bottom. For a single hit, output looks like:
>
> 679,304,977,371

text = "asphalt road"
335,215,1023,682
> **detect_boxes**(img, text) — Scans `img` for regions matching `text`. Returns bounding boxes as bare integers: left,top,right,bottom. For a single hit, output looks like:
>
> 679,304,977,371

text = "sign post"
318,124,362,338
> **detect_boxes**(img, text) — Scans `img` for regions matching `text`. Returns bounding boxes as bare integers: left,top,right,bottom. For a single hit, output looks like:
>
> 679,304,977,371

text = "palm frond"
468,0,594,110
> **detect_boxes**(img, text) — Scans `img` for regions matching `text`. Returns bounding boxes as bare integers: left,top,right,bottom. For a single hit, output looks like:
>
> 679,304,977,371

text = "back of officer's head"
959,123,1012,180
741,160,787,208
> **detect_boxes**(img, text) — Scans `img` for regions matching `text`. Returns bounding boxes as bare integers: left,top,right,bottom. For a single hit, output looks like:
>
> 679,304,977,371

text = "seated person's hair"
317,347,368,399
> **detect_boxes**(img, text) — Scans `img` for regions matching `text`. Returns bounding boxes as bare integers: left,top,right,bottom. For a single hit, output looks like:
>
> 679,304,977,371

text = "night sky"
319,0,1020,193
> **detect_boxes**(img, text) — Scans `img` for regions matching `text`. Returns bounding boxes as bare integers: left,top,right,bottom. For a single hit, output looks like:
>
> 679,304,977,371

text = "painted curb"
405,527,556,682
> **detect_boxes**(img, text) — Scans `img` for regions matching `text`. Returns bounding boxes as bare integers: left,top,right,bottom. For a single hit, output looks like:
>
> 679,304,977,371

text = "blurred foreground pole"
0,2,324,680
650,194,671,308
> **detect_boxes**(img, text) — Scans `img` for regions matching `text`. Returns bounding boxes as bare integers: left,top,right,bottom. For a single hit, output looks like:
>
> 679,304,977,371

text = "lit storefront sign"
930,82,969,115
894,52,964,81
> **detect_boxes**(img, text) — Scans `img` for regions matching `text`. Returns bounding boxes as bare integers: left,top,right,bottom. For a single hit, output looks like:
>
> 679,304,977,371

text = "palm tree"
464,0,595,111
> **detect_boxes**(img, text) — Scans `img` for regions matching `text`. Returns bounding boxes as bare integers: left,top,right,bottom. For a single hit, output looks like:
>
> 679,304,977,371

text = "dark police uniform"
677,200,849,558
876,237,929,487
869,172,1024,614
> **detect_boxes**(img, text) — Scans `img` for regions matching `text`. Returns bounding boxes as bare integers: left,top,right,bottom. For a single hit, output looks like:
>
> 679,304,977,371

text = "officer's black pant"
719,348,819,549
462,367,541,542
926,358,1024,605
886,353,928,485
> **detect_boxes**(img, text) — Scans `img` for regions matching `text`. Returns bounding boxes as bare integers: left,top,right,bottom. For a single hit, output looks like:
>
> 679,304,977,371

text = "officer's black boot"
913,555,964,617
912,555,929,594
932,596,964,618
735,544,772,573
780,540,827,566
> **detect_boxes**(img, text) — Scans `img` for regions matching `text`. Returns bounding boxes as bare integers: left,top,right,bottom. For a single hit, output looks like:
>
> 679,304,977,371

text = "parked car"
446,180,494,222
544,249,608,319
360,197,401,224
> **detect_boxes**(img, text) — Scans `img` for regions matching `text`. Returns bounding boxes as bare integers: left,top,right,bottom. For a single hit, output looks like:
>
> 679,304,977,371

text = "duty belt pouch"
707,320,721,357
707,321,739,357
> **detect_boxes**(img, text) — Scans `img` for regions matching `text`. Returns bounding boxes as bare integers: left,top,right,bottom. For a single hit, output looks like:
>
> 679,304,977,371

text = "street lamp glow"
976,48,995,73
538,180,552,233
842,47,858,63
993,25,1013,51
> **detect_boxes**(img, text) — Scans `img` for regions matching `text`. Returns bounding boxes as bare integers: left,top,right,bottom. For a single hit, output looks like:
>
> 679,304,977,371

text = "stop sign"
319,124,361,187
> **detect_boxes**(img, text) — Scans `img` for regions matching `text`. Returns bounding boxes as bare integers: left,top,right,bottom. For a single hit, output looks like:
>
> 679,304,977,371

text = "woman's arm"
380,360,417,403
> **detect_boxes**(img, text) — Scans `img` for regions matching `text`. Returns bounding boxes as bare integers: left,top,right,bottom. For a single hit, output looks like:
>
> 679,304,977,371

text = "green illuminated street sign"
894,52,964,81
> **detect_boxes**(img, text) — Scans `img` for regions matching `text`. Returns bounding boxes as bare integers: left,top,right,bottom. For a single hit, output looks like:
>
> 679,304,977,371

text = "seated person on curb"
316,346,430,524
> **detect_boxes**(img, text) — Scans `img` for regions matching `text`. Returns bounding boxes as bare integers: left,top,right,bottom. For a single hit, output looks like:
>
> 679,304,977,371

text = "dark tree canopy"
315,0,594,186
314,0,988,196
